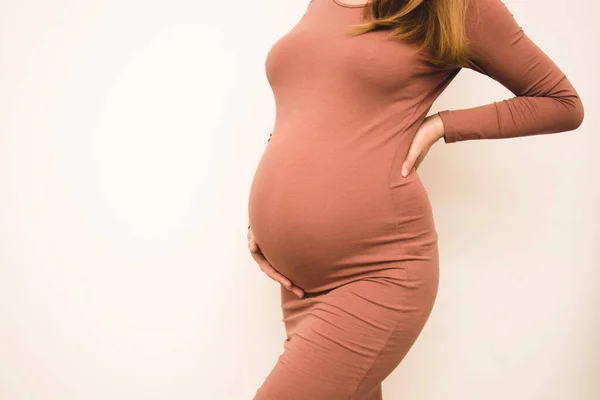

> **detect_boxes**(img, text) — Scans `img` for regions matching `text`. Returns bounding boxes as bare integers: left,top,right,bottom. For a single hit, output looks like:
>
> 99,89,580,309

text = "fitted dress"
247,0,584,398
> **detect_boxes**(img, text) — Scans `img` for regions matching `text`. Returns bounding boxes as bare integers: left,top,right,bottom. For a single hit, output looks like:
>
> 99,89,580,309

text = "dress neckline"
332,0,369,8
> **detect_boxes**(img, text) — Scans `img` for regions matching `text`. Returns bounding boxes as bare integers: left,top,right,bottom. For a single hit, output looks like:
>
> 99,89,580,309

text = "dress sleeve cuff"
437,110,459,144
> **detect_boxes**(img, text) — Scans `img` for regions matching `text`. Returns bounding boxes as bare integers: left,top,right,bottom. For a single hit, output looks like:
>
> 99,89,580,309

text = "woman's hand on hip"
247,226,305,298
401,113,445,177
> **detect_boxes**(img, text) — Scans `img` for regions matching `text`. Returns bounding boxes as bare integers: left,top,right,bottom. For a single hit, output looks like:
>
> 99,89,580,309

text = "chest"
264,0,436,95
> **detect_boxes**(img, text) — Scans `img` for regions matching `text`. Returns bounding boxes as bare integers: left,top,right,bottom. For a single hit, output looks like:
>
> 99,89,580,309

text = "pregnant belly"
247,143,437,294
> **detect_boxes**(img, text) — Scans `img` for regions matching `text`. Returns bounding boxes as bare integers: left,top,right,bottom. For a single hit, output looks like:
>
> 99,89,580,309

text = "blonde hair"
350,0,478,67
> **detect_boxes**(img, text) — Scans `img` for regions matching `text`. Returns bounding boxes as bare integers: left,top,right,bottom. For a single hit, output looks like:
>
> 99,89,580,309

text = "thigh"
253,255,438,400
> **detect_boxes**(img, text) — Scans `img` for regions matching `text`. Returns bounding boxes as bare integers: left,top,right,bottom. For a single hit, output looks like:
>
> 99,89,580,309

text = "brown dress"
247,0,584,398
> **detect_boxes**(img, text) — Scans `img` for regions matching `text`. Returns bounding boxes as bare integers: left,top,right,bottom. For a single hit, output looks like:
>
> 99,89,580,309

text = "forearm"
438,86,584,143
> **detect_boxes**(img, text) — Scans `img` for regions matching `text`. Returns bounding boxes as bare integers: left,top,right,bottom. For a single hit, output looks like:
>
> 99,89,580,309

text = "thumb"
401,146,420,177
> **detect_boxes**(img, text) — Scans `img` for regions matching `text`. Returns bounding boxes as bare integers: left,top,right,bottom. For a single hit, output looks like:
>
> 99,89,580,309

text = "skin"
248,114,446,298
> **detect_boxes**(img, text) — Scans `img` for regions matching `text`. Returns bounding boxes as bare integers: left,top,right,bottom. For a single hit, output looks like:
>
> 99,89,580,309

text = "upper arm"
463,0,581,107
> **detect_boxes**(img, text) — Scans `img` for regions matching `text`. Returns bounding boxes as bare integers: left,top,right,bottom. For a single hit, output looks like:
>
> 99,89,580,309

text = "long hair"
350,0,478,68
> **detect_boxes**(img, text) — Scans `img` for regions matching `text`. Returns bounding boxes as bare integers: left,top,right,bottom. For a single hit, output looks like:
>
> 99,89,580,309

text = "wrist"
431,113,446,141
424,113,445,142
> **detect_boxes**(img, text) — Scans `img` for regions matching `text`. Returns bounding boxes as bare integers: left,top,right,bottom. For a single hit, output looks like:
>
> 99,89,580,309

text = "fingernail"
401,168,408,177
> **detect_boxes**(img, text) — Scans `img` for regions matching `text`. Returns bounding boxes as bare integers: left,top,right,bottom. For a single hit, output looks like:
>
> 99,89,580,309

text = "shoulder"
466,0,521,34
465,0,524,49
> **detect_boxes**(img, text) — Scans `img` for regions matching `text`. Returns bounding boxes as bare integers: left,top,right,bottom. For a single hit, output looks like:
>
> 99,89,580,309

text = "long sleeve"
437,0,585,143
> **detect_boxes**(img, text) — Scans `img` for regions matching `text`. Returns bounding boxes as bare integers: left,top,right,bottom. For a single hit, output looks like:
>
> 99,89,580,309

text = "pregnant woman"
247,0,584,398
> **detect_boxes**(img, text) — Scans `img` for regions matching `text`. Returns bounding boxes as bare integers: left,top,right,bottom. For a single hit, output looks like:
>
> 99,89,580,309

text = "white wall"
0,0,597,399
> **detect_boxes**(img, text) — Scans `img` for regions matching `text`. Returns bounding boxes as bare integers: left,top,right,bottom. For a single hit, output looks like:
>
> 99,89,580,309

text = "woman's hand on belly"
248,226,305,298
401,113,445,177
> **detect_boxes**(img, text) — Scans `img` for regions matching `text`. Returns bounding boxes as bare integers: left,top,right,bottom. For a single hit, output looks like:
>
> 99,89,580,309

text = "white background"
0,0,598,399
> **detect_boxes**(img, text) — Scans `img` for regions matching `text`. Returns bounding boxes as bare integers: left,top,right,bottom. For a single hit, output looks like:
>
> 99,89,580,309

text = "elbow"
570,100,585,131
564,96,585,132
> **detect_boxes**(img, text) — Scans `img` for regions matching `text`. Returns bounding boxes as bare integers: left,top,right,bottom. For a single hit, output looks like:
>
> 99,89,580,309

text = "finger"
252,254,305,298
290,286,305,298
282,281,305,298
251,251,305,298
401,146,421,177
280,277,305,298
253,253,293,287
266,268,294,288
